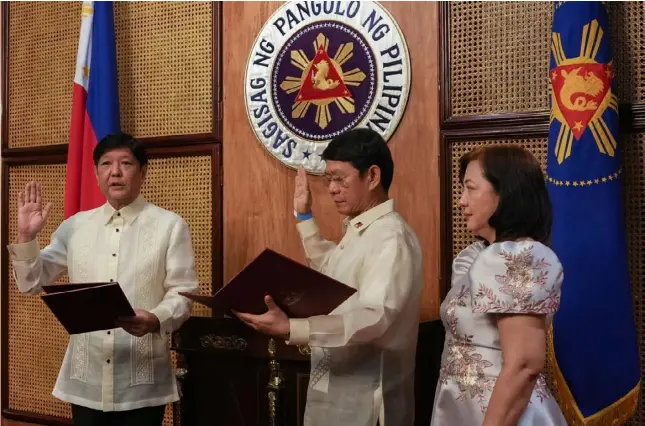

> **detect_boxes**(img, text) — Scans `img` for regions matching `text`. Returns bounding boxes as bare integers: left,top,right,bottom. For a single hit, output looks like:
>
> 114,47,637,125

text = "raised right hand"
17,181,52,243
293,166,312,215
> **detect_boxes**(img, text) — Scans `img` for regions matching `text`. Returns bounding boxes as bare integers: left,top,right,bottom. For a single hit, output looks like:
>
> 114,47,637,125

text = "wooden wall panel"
222,2,441,320
2,420,35,426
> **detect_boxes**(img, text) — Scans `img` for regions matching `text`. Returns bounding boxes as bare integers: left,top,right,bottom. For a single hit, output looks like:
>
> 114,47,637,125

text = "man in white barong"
235,128,423,426
7,132,198,426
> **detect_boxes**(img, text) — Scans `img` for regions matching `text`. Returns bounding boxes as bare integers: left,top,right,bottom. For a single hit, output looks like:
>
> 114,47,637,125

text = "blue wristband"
295,210,313,221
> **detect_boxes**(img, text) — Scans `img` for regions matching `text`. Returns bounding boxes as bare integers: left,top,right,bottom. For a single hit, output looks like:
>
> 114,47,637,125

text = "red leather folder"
41,282,135,334
180,249,356,318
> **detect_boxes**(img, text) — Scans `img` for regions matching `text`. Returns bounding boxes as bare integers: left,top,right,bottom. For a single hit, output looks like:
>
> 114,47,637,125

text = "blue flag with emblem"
546,2,641,424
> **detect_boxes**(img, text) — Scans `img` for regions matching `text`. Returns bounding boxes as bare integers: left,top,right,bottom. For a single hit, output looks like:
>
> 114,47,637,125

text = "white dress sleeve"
469,240,563,314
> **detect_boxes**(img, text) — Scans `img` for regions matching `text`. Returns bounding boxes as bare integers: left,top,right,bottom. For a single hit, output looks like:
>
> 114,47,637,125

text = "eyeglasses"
324,174,353,188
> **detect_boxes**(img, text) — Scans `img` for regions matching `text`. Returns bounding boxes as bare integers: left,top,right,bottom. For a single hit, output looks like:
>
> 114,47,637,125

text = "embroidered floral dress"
430,241,568,425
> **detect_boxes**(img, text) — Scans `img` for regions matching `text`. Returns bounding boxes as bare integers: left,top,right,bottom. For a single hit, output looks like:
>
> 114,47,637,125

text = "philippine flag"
64,1,121,219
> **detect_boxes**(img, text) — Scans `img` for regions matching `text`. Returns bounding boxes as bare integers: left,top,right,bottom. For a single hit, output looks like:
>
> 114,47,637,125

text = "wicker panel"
115,2,213,138
624,133,645,425
141,154,215,422
449,138,549,256
8,2,213,148
449,2,552,116
141,155,214,317
607,3,645,105
7,2,79,148
448,2,645,116
7,164,71,417
163,404,173,426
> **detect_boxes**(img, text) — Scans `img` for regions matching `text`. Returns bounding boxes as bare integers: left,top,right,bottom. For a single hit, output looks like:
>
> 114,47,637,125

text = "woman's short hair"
459,145,552,245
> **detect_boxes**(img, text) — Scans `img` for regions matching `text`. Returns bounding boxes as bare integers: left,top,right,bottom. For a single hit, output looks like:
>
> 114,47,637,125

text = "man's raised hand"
17,181,52,243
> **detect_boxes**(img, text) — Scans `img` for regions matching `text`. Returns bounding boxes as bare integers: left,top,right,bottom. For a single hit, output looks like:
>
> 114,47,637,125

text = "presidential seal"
245,1,410,174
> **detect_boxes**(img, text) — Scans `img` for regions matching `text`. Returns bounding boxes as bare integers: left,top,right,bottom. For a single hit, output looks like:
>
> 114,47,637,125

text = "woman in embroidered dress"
430,145,568,426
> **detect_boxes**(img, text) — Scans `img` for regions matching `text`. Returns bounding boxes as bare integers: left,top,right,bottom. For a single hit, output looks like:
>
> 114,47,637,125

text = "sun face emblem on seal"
280,33,366,130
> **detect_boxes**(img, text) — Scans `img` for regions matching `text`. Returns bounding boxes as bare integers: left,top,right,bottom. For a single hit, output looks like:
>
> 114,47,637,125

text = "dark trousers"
71,404,166,426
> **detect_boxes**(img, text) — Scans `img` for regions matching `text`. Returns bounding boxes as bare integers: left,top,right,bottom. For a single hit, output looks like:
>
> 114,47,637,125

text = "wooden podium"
172,317,445,426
